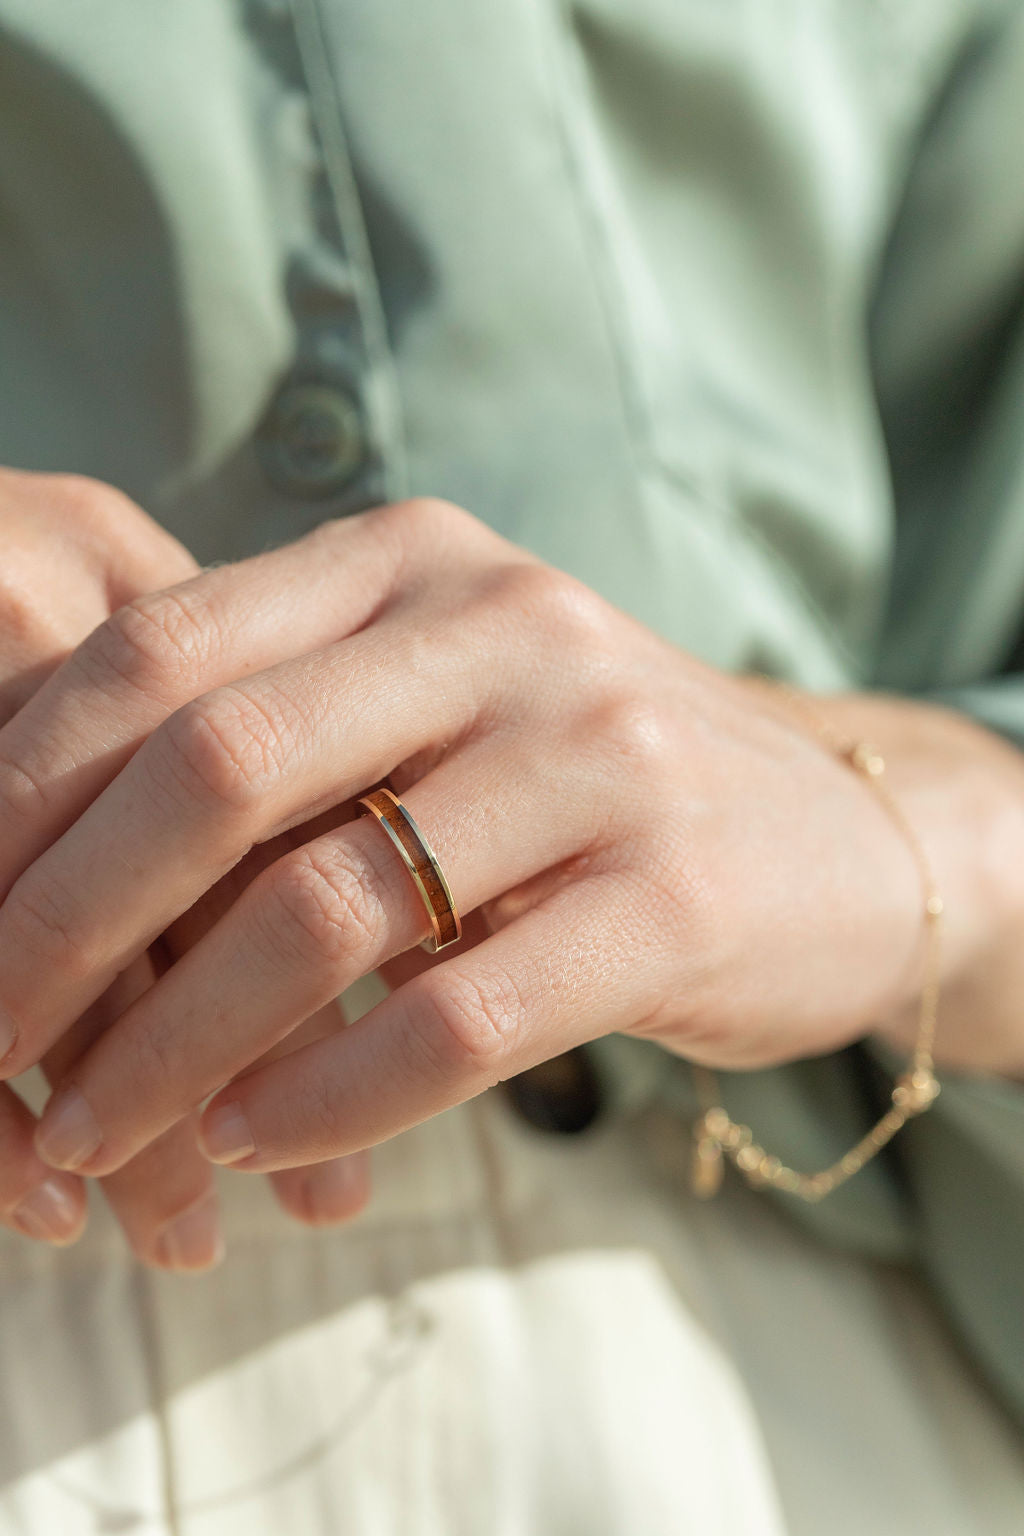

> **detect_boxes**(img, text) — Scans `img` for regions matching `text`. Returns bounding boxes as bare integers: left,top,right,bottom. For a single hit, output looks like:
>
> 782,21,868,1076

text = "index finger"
0,511,404,911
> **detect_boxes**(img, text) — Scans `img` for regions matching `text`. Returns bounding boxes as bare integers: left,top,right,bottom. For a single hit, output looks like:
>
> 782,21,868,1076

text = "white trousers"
3,1041,1024,1535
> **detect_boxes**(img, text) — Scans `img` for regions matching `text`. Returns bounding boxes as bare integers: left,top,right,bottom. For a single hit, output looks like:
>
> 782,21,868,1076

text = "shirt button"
257,380,367,499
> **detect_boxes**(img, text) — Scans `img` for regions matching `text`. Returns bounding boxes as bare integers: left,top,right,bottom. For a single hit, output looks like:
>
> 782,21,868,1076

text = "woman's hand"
0,470,368,1263
0,494,1019,1184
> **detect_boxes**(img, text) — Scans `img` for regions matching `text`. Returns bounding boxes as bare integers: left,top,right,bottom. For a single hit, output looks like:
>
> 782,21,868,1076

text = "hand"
759,681,1024,1082
0,470,368,1264
0,496,1019,1190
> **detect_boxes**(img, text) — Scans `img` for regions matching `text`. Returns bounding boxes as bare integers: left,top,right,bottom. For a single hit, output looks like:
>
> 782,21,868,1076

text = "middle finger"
0,613,481,1079
31,741,600,1175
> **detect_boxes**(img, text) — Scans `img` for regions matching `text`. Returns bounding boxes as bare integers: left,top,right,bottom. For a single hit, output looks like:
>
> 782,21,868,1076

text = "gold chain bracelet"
690,685,944,1204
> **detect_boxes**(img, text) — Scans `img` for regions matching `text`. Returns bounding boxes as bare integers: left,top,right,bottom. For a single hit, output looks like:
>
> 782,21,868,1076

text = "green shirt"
1,0,1023,1428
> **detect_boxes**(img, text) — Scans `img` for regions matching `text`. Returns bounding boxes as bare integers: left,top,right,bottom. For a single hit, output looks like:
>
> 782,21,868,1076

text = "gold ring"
357,786,463,953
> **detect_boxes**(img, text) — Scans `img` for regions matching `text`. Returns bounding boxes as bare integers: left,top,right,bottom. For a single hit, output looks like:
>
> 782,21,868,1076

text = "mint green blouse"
0,0,1022,1439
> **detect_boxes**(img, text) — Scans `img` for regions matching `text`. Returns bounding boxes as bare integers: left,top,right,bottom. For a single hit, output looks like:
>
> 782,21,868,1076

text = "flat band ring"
357,786,463,953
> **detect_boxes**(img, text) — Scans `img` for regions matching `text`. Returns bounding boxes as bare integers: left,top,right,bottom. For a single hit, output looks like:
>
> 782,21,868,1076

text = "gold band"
357,786,463,953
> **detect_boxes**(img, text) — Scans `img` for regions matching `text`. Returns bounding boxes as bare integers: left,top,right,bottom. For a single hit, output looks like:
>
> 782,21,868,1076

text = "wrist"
762,682,1024,1078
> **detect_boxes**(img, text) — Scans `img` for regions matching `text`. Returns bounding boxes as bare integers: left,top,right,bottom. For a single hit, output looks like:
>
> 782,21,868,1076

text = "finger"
0,511,203,1257
41,949,224,1272
268,1146,372,1226
0,1081,87,1245
254,997,373,1226
96,1114,224,1271
51,903,359,1263
0,606,481,1077
0,507,412,904
374,905,494,993
267,1026,374,1228
68,836,367,1256
195,874,648,1170
31,746,602,1175
0,469,200,605
104,961,361,1259
0,475,198,719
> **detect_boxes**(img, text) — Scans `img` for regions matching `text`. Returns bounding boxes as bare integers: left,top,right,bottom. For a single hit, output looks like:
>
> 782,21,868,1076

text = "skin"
1,472,1023,1266
0,470,368,1269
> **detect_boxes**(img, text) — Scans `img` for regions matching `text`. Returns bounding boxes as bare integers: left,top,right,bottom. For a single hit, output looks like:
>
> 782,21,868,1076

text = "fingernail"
301,1158,367,1224
199,1101,256,1165
0,1005,18,1070
11,1176,83,1244
154,1194,225,1273
34,1086,103,1171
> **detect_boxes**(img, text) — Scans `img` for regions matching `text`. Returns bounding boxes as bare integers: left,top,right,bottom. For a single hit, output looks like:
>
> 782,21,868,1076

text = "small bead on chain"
690,693,943,1205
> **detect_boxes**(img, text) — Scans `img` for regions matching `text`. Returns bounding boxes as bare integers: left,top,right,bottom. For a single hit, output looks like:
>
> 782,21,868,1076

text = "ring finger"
0,609,485,1079
32,740,604,1175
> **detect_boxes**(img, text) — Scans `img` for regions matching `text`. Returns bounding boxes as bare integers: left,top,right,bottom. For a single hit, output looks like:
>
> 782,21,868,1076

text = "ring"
357,786,463,953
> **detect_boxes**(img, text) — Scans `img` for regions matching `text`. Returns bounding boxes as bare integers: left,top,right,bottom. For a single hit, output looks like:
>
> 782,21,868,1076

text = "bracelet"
690,685,944,1204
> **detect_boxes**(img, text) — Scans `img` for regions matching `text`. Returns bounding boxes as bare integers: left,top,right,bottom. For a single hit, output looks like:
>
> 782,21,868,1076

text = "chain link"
690,685,943,1203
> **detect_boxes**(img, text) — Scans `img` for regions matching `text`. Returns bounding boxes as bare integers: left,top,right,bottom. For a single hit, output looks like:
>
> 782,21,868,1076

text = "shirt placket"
243,0,407,526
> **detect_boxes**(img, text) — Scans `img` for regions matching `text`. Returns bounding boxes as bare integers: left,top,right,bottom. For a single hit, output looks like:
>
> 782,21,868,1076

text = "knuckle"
155,688,287,813
382,497,491,564
261,846,384,972
0,750,52,826
43,473,137,531
82,587,215,695
553,585,619,658
495,563,618,650
589,691,672,776
392,496,467,535
14,474,198,584
414,966,524,1079
356,497,426,553
0,574,65,656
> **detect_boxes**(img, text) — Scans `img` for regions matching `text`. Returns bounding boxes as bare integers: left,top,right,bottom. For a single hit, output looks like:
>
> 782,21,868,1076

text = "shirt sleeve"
852,5,1024,1430
591,0,1024,1438
862,1037,1024,1431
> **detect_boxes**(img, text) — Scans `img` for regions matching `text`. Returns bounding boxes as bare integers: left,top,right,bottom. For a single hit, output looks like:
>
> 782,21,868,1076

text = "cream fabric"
3,979,1023,1535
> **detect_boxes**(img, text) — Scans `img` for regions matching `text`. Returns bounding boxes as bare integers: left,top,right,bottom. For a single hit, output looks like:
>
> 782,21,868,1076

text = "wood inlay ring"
357,787,463,952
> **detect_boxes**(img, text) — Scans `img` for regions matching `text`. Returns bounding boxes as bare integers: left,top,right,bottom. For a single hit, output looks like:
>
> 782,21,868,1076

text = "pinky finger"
199,872,654,1172
0,1080,87,1245
252,997,373,1227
